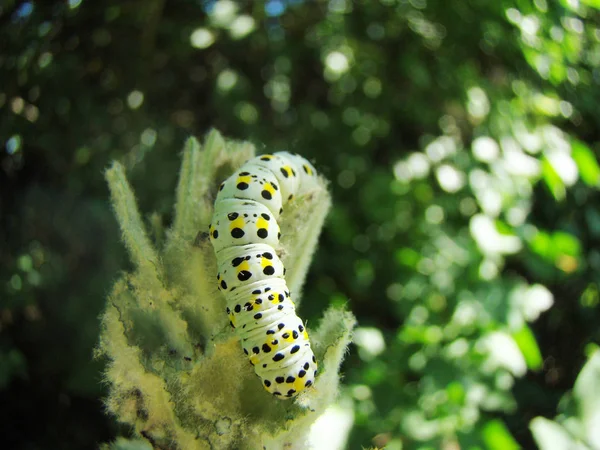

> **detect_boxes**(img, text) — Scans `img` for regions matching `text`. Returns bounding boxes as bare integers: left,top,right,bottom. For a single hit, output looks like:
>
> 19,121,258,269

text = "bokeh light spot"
436,165,465,192
363,77,382,98
337,170,356,189
141,128,157,147
472,136,499,162
265,0,285,17
467,87,490,120
38,52,53,69
236,102,259,124
127,90,144,109
6,135,22,155
11,97,25,114
190,28,215,49
229,15,255,39
354,327,386,360
210,0,237,26
325,51,350,74
425,205,444,224
74,147,90,165
366,22,385,40
13,2,33,20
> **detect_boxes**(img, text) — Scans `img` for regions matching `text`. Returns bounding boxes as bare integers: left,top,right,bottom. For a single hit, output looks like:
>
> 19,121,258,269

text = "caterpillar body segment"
209,199,281,253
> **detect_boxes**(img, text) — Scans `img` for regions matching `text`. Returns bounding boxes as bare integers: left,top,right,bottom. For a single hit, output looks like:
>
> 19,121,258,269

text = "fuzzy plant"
97,130,356,450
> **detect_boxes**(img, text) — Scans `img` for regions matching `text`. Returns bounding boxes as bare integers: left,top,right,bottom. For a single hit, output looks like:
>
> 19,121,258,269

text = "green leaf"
552,231,581,258
529,417,580,450
512,325,543,371
398,325,428,344
446,381,465,405
581,0,600,9
529,230,553,260
494,219,514,236
580,283,600,308
105,162,161,275
481,419,520,450
573,350,600,448
395,248,420,268
572,139,600,186
528,230,581,272
552,231,581,273
542,158,565,201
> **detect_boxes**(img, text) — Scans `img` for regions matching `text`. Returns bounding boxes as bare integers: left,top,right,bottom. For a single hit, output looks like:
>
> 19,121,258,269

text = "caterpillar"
208,152,319,399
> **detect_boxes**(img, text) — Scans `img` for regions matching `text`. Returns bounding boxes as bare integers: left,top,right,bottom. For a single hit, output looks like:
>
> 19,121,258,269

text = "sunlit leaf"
395,248,420,268
580,283,600,308
553,231,581,258
528,230,581,272
481,332,527,377
446,381,465,405
529,231,553,259
573,350,600,448
572,139,600,186
481,419,519,450
530,417,582,450
512,325,543,371
542,158,566,201
581,0,600,9
398,325,427,344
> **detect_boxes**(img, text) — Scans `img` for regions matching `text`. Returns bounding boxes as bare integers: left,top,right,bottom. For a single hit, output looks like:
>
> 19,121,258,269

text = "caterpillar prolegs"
208,152,320,399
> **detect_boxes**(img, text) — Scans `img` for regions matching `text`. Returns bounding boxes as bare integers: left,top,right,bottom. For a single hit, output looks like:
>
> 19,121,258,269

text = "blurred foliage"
1,0,600,449
530,345,600,450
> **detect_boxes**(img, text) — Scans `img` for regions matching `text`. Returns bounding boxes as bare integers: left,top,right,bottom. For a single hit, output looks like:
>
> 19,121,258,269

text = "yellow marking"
260,257,271,270
249,355,258,366
256,216,268,230
283,330,294,342
237,174,252,186
270,291,279,302
283,165,294,177
303,331,309,340
230,314,237,327
293,377,307,393
303,164,313,175
237,260,250,275
229,216,245,232
265,337,280,350
262,154,273,160
264,182,276,196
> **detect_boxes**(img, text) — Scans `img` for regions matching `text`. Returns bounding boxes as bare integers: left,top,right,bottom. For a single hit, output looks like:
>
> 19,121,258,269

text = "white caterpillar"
208,152,319,399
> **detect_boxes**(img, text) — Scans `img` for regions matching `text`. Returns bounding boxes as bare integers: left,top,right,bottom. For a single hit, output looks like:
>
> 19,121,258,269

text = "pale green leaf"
573,350,600,448
530,417,582,450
